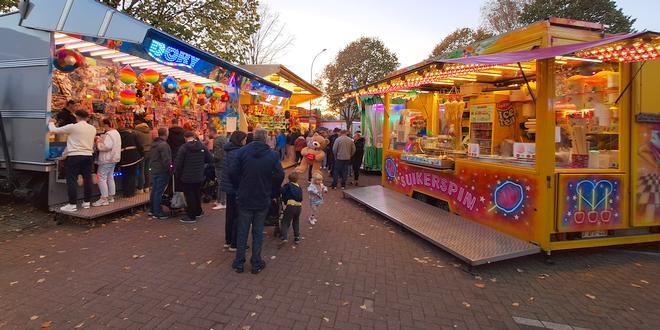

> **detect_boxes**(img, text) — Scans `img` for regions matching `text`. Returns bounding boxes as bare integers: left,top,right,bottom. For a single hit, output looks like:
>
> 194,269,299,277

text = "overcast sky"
263,0,660,83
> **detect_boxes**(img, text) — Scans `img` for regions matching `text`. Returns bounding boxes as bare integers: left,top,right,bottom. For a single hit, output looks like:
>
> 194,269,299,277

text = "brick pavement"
0,172,659,329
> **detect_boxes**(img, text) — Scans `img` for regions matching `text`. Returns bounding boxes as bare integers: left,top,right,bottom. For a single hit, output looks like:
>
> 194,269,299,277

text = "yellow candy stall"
345,20,659,254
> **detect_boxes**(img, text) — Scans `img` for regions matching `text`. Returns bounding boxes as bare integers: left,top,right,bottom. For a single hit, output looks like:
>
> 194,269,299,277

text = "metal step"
343,185,540,266
50,192,149,219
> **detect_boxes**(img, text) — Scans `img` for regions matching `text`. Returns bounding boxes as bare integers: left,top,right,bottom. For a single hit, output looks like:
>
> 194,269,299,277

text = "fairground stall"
241,64,323,132
0,0,290,212
343,21,660,264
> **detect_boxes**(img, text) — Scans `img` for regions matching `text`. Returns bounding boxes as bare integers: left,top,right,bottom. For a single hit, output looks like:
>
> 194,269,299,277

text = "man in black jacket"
175,130,212,223
148,128,171,219
228,128,284,274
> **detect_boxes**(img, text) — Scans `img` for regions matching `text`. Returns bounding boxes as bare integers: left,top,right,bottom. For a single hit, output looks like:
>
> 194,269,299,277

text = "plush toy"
296,133,329,177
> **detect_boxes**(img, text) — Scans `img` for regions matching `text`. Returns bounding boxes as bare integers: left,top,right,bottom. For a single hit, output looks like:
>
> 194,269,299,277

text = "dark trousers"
137,156,150,190
295,151,302,163
149,172,169,216
332,159,350,188
280,205,301,241
308,164,313,181
225,193,238,247
233,208,268,269
326,149,335,172
121,165,137,197
182,182,202,219
65,155,93,204
352,151,364,181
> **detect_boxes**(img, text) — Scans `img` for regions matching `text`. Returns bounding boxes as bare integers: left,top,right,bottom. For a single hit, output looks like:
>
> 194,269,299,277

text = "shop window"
554,60,620,169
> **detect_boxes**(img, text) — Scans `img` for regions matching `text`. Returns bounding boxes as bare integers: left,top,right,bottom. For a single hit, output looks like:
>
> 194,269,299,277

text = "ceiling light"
102,53,130,59
113,56,139,62
449,77,477,81
432,81,454,85
78,45,107,53
65,42,96,49
555,56,603,63
54,32,68,39
473,72,502,77
90,49,118,56
493,65,532,71
55,37,82,45
122,59,149,65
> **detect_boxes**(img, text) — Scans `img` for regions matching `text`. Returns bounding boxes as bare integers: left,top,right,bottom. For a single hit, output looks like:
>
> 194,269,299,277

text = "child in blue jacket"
279,171,303,246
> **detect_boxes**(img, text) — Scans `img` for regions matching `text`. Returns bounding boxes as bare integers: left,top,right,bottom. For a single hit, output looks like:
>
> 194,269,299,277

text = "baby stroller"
201,164,217,204
266,195,284,237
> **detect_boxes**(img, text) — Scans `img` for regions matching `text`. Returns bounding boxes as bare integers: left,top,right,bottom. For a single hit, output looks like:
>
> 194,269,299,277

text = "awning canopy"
344,31,659,98
241,64,323,106
19,0,291,98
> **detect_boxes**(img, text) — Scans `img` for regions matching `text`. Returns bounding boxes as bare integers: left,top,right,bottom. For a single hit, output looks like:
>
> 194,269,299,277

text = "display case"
401,135,458,169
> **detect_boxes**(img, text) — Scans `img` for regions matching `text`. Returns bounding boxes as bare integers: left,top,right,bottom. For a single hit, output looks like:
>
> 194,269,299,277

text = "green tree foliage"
0,0,259,63
321,37,399,127
429,28,493,58
520,0,636,33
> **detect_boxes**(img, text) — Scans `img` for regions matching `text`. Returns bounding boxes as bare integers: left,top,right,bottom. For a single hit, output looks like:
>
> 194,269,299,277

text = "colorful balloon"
162,77,178,93
142,69,160,84
204,86,213,98
194,83,204,94
178,94,190,107
220,91,230,102
119,66,137,84
53,48,84,73
119,90,136,105
213,87,223,99
179,79,191,90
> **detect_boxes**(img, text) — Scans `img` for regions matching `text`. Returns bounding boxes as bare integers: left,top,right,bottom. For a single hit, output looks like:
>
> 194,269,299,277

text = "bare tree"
481,0,529,34
246,4,295,65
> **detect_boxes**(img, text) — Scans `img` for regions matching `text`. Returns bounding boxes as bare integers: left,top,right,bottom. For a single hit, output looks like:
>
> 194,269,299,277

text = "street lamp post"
309,48,327,114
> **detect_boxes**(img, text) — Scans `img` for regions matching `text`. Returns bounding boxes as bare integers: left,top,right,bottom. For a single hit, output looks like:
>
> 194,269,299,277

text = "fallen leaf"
123,266,131,270
341,301,349,306
585,294,596,300
190,262,196,265
241,326,251,330
206,260,213,264
528,297,535,302
74,322,85,328
132,255,139,259
9,281,18,286
474,283,486,289
324,282,330,286
516,268,524,273
388,231,395,234
640,280,649,284
360,304,367,310
631,283,642,288
39,255,46,259
30,315,39,321
40,321,52,328
322,317,330,322
270,256,276,260
462,302,471,308
629,307,635,311
634,263,642,267
337,262,343,265
359,233,365,236
474,276,482,280
255,294,263,300
37,278,45,283
490,278,497,282
452,263,460,268
250,312,256,317
511,303,519,307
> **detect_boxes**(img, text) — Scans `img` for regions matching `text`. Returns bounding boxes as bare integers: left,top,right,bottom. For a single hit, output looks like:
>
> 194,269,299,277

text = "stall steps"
343,185,540,266
50,192,149,220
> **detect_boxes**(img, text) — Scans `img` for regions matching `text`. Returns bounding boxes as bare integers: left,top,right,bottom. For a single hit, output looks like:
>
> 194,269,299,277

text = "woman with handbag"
93,118,121,206
219,130,247,251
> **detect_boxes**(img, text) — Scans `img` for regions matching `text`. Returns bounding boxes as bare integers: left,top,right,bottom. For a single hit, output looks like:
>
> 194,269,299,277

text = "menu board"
470,104,494,123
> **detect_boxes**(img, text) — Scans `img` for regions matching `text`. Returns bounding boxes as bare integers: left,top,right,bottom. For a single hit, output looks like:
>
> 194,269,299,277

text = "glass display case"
401,135,459,169
554,60,621,169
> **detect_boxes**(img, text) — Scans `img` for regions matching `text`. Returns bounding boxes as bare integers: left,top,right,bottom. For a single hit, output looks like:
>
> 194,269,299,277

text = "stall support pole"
430,92,440,135
382,93,391,186
534,59,555,252
618,63,632,226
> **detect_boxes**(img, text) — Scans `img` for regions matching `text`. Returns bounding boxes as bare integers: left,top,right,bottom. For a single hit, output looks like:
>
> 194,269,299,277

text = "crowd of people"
50,101,366,274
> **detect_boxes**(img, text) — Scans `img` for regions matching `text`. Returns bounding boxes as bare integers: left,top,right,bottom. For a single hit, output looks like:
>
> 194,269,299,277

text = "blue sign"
147,40,201,69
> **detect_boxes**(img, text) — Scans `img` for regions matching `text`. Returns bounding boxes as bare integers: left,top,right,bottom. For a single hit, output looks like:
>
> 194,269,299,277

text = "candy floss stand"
343,20,660,264
0,0,290,215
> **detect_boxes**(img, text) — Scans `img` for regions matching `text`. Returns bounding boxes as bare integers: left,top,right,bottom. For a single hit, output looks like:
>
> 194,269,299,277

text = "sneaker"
179,217,197,224
294,237,301,244
92,199,109,207
331,186,336,190
312,218,317,225
308,217,314,225
152,214,169,220
143,188,150,193
278,239,288,248
81,202,91,209
212,203,226,210
137,189,143,194
196,211,205,219
223,243,230,248
233,266,244,273
251,261,266,274
341,186,346,190
228,247,237,252
60,204,77,212
108,196,115,203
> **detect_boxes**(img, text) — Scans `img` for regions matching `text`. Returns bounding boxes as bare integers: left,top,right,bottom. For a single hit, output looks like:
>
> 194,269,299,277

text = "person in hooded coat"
228,128,284,274
219,130,247,251
134,122,153,193
118,122,144,197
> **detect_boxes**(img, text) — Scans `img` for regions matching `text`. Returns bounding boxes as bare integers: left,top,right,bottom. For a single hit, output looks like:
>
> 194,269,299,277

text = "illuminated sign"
147,40,201,69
